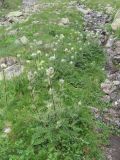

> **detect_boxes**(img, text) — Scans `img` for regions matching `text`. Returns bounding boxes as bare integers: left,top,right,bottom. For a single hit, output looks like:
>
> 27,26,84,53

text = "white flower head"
59,79,64,85
61,59,66,63
3,127,11,134
53,48,57,51
60,34,65,39
55,35,58,38
31,53,37,57
69,61,73,65
54,42,58,45
17,54,21,58
71,56,74,59
26,60,31,64
49,55,56,61
34,71,37,75
28,86,32,90
1,63,7,69
47,102,52,108
48,88,54,95
64,48,68,52
46,67,54,78
39,60,45,66
78,101,82,106
37,50,41,54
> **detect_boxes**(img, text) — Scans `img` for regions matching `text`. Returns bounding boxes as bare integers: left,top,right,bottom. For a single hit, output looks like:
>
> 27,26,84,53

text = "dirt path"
77,2,120,160
106,136,120,160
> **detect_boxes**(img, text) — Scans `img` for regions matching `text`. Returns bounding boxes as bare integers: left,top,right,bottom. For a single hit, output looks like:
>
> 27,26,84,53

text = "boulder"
0,64,24,80
111,10,120,30
0,57,24,80
7,11,23,18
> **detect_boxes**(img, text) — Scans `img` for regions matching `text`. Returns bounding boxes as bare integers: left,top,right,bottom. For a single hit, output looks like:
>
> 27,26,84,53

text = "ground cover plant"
0,0,117,159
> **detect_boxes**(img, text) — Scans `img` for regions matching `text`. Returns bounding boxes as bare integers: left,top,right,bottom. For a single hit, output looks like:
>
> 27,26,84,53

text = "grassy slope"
0,0,22,17
0,0,114,159
83,0,120,9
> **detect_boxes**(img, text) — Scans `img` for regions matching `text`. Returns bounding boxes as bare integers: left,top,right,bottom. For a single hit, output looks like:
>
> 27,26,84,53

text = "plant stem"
3,69,8,107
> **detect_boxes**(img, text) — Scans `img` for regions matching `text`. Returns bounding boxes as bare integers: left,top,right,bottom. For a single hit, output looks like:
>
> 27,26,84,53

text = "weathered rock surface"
6,11,23,18
76,4,91,14
105,5,114,14
0,57,24,80
111,10,120,30
0,64,24,80
59,18,70,26
20,36,29,45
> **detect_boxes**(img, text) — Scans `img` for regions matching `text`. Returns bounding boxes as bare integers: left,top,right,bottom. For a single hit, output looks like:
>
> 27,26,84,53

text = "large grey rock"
106,37,114,48
7,11,23,18
111,10,120,30
0,57,24,80
0,64,24,80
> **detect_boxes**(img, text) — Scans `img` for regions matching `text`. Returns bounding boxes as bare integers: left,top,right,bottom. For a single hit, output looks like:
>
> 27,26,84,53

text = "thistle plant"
46,67,56,112
27,70,38,113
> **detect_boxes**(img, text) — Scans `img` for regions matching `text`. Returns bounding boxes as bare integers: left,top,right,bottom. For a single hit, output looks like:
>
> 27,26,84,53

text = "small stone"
115,101,118,106
106,37,114,48
113,55,120,64
115,47,120,54
101,79,116,94
59,18,70,26
20,36,29,45
115,41,120,48
113,80,120,85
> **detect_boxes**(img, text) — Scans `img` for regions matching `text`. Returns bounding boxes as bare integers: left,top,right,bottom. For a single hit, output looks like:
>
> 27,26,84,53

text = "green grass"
81,0,120,9
0,0,111,159
0,0,22,17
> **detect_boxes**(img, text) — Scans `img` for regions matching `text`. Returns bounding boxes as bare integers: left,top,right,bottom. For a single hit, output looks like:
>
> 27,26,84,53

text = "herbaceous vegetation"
0,0,115,159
